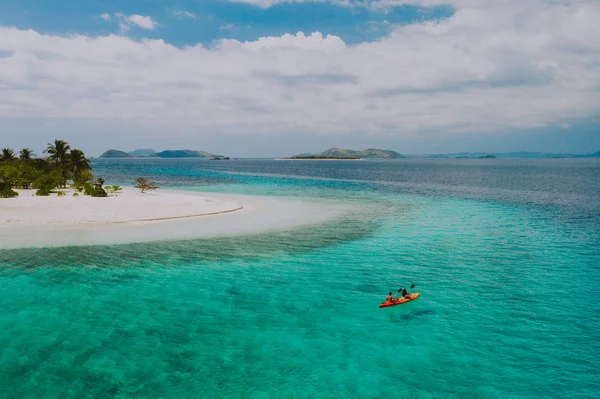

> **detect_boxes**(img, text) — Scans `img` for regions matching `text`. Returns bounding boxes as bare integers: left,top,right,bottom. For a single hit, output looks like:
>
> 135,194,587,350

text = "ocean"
1,158,599,398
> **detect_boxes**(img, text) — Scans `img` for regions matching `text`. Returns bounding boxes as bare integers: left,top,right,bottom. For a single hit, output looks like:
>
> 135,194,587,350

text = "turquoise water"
1,159,599,398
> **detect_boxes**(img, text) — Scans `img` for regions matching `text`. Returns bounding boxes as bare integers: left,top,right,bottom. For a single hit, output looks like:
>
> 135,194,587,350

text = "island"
128,148,156,157
98,149,226,159
415,151,600,159
283,148,406,160
1,140,347,249
99,149,130,158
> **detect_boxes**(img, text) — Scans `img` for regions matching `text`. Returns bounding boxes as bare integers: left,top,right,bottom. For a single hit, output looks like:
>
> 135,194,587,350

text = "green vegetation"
0,139,104,199
105,185,122,195
0,180,18,198
134,177,159,193
1,148,17,161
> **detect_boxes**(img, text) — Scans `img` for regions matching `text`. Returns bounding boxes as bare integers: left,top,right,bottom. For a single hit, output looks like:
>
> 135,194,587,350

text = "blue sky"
0,0,452,45
0,0,599,157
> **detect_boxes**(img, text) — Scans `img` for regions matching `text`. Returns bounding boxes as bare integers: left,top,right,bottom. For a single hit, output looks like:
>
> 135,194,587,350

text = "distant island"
413,151,600,159
99,149,226,159
285,148,406,160
454,154,497,159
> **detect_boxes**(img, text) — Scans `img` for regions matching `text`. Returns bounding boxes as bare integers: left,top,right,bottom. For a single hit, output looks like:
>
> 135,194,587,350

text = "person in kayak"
401,288,411,298
385,292,398,302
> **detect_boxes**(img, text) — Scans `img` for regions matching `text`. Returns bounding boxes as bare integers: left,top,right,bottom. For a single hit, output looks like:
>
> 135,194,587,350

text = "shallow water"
1,159,599,398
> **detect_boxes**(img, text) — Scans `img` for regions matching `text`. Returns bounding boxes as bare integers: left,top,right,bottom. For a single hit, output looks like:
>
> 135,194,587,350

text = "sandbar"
0,188,349,249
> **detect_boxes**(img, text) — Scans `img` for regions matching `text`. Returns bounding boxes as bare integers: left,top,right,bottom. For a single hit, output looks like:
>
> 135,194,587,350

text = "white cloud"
103,13,159,33
220,24,235,31
173,10,197,19
125,14,159,30
1,0,599,139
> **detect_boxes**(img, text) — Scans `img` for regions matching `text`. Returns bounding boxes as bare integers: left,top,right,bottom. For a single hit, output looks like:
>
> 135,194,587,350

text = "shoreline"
2,188,244,227
0,188,351,249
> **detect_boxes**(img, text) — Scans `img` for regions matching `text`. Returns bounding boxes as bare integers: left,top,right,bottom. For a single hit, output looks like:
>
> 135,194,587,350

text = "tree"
32,170,63,192
45,140,71,164
134,177,159,193
70,149,92,185
73,169,94,190
0,163,44,189
1,148,16,161
44,139,71,187
19,148,34,160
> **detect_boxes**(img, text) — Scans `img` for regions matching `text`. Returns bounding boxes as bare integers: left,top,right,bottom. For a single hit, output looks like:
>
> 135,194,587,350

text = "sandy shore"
0,188,349,249
1,188,242,226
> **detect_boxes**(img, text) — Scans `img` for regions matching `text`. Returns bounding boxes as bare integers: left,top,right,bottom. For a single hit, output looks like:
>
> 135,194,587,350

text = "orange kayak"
378,292,420,308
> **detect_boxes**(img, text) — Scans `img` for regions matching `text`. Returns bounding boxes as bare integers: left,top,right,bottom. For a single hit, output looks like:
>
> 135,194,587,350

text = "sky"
0,0,599,157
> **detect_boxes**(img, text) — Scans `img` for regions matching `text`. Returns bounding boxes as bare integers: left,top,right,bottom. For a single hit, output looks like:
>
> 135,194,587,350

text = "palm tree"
19,148,34,160
45,140,71,186
45,140,71,164
70,149,92,184
1,148,16,161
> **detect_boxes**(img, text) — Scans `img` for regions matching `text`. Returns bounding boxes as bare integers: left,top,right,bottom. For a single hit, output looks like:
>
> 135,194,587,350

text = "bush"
73,169,94,188
0,187,18,198
0,181,18,198
57,190,66,197
32,173,62,191
73,192,79,197
90,187,108,197
83,182,94,196
105,185,122,195
36,188,51,196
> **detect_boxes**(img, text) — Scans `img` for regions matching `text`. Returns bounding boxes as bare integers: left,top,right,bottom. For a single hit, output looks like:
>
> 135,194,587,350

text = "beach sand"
2,188,242,226
0,188,348,249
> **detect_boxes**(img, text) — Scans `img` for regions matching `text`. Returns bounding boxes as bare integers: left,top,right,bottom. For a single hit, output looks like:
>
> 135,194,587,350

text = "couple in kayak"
385,288,411,302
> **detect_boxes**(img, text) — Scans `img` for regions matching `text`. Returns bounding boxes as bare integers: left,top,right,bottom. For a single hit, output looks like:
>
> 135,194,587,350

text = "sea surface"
1,158,599,399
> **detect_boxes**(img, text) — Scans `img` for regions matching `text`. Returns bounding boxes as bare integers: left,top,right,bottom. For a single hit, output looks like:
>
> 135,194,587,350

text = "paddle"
396,284,416,298
397,284,415,292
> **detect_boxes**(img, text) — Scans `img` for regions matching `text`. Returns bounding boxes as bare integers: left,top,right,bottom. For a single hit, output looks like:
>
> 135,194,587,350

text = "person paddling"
385,292,397,303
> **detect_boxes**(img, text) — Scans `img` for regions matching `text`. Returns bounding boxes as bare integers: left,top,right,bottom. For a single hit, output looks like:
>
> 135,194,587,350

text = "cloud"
102,13,159,33
125,15,159,30
220,24,235,31
1,0,599,139
173,10,197,19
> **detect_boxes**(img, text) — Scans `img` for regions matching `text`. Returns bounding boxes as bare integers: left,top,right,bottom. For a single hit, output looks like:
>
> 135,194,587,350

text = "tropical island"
283,148,406,160
0,140,347,249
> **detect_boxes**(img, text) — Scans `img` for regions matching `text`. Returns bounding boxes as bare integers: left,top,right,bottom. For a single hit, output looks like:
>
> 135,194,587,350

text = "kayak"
378,292,420,308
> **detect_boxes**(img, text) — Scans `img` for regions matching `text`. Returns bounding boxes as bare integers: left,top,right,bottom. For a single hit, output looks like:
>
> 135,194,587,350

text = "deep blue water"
1,158,599,398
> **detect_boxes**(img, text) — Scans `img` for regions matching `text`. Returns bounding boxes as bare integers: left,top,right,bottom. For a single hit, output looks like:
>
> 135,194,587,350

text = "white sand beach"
0,188,348,249
2,188,242,226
